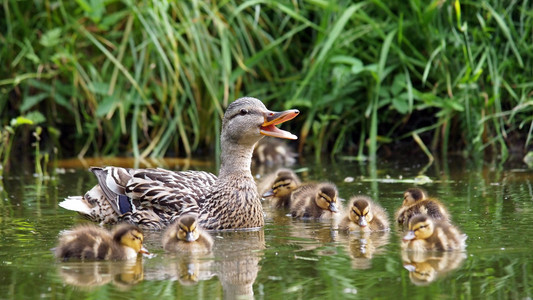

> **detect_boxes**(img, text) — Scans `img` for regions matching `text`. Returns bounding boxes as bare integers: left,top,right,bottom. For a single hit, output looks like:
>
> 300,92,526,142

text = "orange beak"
260,109,299,139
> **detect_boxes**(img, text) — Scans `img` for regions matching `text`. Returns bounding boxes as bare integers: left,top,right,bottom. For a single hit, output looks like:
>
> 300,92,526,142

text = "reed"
0,0,531,165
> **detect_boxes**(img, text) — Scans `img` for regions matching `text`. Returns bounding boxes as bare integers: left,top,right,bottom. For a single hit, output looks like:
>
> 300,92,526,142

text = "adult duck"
60,97,299,230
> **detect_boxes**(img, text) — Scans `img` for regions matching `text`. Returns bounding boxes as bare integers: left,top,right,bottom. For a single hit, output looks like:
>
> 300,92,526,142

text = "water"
1,157,532,299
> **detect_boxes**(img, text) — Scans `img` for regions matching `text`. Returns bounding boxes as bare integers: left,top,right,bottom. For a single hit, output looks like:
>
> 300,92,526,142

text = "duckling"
162,214,214,254
290,182,340,219
55,223,149,261
339,196,390,232
253,137,297,166
401,214,467,252
395,188,450,225
258,168,301,209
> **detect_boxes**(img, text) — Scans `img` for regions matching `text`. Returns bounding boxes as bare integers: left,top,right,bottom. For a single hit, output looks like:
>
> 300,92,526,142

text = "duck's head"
315,183,339,213
262,170,300,198
403,188,428,206
113,224,149,254
222,97,299,146
349,196,374,227
403,215,434,241
176,214,201,243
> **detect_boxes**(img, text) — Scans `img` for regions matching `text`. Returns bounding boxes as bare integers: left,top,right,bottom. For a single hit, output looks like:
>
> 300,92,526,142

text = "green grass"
0,0,532,167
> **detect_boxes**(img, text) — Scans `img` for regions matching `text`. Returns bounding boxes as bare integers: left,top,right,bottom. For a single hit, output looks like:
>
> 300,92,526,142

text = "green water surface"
0,157,532,299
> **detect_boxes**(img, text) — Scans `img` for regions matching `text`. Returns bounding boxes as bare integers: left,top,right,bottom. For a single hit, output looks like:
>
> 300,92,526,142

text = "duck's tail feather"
59,185,119,224
59,196,92,215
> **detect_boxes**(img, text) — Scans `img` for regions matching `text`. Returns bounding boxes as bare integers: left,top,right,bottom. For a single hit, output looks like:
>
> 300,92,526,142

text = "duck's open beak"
261,109,299,140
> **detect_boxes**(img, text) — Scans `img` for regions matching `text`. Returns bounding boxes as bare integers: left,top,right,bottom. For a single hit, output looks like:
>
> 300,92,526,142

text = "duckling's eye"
239,109,248,116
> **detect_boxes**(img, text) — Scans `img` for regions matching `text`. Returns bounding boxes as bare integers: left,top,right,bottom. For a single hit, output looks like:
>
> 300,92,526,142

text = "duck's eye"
239,109,248,116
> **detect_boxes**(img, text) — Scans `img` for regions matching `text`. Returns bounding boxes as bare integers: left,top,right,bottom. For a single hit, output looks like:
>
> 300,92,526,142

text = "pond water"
1,156,532,299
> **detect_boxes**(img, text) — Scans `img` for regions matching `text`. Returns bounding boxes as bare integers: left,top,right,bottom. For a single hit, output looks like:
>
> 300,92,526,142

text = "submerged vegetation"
1,0,532,168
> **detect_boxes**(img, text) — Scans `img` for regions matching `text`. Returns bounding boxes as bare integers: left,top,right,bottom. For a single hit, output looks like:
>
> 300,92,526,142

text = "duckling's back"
55,225,120,260
290,183,337,219
396,198,450,225
432,222,467,251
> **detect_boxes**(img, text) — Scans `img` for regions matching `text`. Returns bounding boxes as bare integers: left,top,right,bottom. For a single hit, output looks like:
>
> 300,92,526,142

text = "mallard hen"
401,214,467,252
290,182,340,219
258,168,301,209
339,195,390,232
60,97,299,230
395,188,450,226
55,223,149,261
162,214,213,254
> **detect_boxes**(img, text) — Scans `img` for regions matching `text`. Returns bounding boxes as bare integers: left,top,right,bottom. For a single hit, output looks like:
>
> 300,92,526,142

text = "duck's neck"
218,138,256,179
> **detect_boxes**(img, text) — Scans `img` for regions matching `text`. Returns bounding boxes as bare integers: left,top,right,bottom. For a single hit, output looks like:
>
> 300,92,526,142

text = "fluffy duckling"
339,196,390,232
252,137,297,166
258,168,301,209
395,188,450,225
162,214,214,254
55,223,148,261
402,214,467,252
290,182,340,219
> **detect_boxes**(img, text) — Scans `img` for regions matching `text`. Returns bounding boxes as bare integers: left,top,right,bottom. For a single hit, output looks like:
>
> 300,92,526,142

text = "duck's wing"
90,167,217,217
124,168,217,215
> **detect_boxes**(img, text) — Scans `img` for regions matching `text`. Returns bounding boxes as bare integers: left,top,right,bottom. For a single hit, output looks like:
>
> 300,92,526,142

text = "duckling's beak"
329,202,339,213
185,232,195,242
403,231,416,241
140,246,154,258
262,189,274,198
358,217,368,227
261,109,299,140
403,264,416,272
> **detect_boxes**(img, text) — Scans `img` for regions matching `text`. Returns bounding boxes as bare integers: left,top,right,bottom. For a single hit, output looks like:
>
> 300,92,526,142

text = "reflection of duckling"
258,168,301,209
55,224,149,261
253,137,297,166
339,196,390,232
58,259,144,290
401,250,466,286
343,231,390,269
402,215,467,251
395,188,450,225
162,214,213,254
290,182,340,219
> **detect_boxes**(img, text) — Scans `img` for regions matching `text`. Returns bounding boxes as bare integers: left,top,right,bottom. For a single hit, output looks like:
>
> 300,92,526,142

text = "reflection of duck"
162,214,213,254
395,188,450,226
253,137,297,166
60,97,299,230
57,258,144,290
339,196,390,232
290,182,340,219
402,215,467,251
401,250,466,285
213,230,265,299
55,224,149,261
258,168,301,209
342,231,390,269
